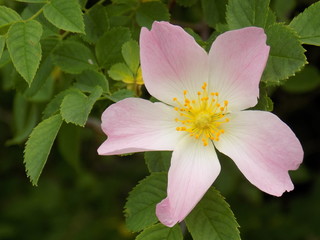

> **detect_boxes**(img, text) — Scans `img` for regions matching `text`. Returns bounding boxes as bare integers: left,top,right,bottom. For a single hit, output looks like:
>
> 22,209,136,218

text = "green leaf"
74,69,109,93
0,6,22,29
52,41,97,74
261,24,307,85
201,0,227,28
125,173,167,232
136,224,183,240
136,2,170,29
145,151,171,173
185,187,240,240
95,27,131,67
60,87,103,126
82,4,109,44
106,89,135,102
6,20,43,85
226,0,275,29
283,65,320,93
0,35,5,59
122,40,140,73
43,0,84,33
23,40,58,98
289,1,320,46
108,63,133,82
24,114,63,185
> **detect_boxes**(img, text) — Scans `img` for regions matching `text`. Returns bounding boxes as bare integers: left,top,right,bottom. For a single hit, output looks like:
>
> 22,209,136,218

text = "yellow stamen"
173,82,230,146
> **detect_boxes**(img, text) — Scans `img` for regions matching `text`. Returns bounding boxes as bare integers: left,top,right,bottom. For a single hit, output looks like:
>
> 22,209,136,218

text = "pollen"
173,82,229,146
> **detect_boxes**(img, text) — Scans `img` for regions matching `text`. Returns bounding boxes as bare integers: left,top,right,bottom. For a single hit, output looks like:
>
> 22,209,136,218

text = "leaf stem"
26,8,44,22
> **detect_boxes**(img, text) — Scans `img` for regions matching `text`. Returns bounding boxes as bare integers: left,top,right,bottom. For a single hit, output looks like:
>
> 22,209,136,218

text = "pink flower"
98,22,303,227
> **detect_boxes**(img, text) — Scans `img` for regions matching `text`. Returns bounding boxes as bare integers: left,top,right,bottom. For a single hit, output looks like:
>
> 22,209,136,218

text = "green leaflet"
136,2,170,29
82,4,109,44
0,6,22,29
51,40,98,74
201,0,227,28
43,0,85,33
24,114,63,186
108,62,134,81
74,69,109,93
261,24,307,85
95,27,131,67
60,86,103,126
186,187,240,240
289,1,320,46
122,40,140,73
136,224,183,240
226,0,275,29
125,173,167,232
6,20,43,85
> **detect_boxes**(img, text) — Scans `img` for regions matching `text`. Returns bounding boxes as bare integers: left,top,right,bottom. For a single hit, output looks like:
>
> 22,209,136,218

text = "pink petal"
140,21,209,105
208,27,270,111
97,98,181,155
214,111,303,196
156,136,221,227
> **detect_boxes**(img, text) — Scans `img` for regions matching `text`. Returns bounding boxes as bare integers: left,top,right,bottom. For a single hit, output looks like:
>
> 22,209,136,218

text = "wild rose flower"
98,22,303,227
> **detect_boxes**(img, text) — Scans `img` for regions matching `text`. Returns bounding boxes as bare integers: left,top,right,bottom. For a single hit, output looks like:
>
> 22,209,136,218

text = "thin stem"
26,7,44,21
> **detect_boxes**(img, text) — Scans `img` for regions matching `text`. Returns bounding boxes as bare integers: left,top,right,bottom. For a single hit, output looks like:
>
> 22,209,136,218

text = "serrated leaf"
145,151,171,173
201,0,227,28
52,41,97,74
24,114,63,185
74,69,109,93
6,20,43,85
261,24,307,85
289,1,320,46
23,39,58,98
0,35,5,59
96,27,131,67
176,0,198,7
226,0,275,29
43,0,84,33
82,4,109,44
136,2,170,29
122,40,139,73
60,87,103,126
136,224,183,240
185,187,240,240
125,173,167,232
283,65,320,93
108,63,134,82
0,6,22,29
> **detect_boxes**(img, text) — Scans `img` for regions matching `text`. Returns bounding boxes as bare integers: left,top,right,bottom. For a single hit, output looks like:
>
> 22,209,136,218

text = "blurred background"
1,0,320,239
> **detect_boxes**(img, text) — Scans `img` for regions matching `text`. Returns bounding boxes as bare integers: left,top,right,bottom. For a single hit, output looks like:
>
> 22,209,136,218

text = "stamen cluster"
173,82,229,146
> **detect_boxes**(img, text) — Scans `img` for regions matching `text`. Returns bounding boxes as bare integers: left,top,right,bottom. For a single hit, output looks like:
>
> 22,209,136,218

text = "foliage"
0,0,320,239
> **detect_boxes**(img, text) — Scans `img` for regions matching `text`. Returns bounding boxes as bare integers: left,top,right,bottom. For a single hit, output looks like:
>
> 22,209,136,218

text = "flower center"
173,82,229,146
